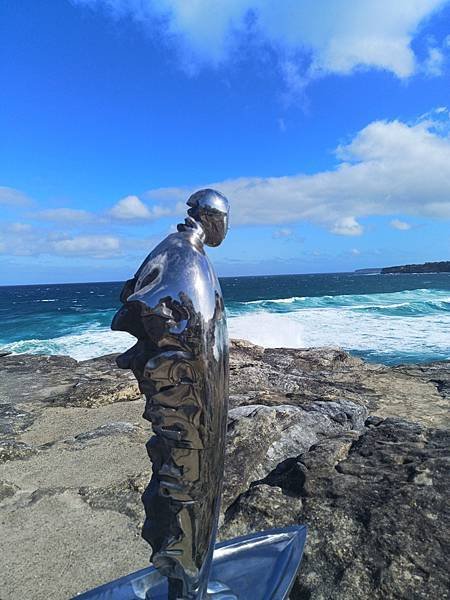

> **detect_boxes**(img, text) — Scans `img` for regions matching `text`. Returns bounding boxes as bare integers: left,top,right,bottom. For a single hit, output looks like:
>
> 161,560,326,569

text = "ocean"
1,272,449,365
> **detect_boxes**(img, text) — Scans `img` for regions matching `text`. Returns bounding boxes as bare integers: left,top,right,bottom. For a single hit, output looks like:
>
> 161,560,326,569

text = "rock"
223,400,366,508
0,404,35,437
0,353,140,410
0,480,19,501
0,439,37,463
0,341,448,599
78,470,151,532
72,421,142,443
0,488,150,600
229,341,450,428
220,484,302,540
394,361,450,402
222,419,450,600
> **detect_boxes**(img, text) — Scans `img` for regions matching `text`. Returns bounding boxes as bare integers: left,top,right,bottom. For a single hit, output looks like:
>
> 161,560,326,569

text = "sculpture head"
186,189,229,247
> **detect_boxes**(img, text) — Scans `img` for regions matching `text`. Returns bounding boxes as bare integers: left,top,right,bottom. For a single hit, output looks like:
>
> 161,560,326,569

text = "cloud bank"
73,0,449,86
0,226,123,258
2,109,449,257
146,108,450,235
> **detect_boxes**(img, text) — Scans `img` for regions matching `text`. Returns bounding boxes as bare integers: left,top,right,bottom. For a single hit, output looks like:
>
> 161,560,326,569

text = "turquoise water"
1,272,449,365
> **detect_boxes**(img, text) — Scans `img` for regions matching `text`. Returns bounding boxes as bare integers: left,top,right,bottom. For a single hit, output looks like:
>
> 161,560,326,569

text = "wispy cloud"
73,0,449,91
390,219,412,230
35,208,94,222
277,118,287,133
0,186,32,206
27,195,182,225
8,222,32,232
0,219,161,258
423,46,445,76
0,224,123,258
51,235,121,257
273,227,294,239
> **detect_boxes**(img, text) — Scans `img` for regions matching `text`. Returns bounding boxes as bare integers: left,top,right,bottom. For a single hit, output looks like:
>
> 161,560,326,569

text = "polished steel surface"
111,189,230,600
74,526,308,600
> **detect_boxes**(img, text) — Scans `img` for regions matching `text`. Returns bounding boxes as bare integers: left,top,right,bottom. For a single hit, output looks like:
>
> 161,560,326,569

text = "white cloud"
331,217,364,237
0,187,31,206
390,219,412,230
3,109,449,253
9,222,32,232
143,108,450,234
351,248,361,255
50,235,121,257
273,227,293,238
423,45,445,76
109,195,174,220
0,226,122,258
73,0,448,88
36,208,94,222
109,195,151,219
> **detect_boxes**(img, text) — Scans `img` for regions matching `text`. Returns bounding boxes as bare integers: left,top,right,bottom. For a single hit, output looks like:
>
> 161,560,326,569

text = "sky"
1,0,450,285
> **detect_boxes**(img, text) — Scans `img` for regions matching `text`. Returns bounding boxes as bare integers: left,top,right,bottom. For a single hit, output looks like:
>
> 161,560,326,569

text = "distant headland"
355,261,450,275
381,261,450,274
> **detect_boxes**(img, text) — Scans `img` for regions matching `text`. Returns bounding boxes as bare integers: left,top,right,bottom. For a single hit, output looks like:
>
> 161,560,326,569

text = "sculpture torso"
112,215,229,599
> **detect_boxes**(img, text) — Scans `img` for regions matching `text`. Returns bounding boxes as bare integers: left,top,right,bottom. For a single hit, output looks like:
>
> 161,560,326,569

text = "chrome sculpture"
71,188,307,600
111,189,230,600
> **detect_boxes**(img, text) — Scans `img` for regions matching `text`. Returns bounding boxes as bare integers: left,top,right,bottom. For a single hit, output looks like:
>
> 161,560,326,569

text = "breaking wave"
2,325,135,361
1,285,449,365
227,288,450,364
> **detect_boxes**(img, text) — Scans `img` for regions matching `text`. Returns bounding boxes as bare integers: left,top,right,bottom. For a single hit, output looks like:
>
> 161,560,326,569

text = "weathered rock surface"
0,341,448,599
0,353,139,409
229,340,449,428
221,420,449,599
223,400,366,508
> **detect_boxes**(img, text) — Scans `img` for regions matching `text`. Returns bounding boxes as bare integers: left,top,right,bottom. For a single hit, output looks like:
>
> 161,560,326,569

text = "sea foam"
227,288,450,364
2,328,135,361
2,287,449,365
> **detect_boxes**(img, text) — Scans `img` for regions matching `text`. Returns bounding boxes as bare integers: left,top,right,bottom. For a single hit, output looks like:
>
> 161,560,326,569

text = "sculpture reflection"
112,189,230,600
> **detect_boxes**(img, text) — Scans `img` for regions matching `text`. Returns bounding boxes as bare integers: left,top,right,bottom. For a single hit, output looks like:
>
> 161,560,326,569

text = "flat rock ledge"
0,340,448,599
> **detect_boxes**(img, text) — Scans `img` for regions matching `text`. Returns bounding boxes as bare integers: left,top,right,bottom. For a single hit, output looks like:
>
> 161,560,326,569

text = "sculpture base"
74,526,307,600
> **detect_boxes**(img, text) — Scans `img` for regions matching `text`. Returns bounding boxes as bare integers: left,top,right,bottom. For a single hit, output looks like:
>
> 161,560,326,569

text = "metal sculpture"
111,189,230,600
76,188,307,600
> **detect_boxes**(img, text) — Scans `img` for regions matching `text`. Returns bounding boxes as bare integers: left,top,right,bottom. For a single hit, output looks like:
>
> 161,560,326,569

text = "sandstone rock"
0,342,448,599
220,484,302,540
0,353,140,410
0,479,19,501
0,439,37,463
229,341,450,428
0,488,149,600
223,400,366,508
222,419,450,600
0,403,35,436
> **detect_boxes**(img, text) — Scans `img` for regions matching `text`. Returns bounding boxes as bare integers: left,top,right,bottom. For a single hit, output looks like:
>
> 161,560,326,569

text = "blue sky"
1,0,450,284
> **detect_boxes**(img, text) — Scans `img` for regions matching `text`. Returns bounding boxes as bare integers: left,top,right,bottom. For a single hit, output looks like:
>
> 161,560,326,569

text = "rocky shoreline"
0,341,449,599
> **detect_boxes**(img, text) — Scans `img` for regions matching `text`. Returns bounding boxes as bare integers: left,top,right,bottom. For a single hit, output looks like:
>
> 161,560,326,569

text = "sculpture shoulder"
121,232,221,320
120,233,197,300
